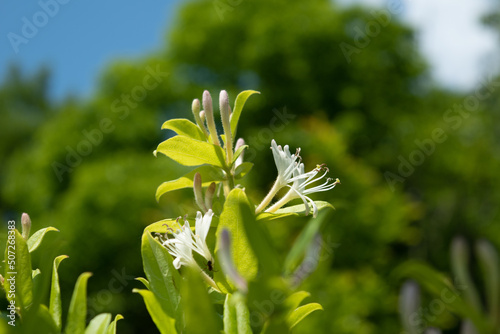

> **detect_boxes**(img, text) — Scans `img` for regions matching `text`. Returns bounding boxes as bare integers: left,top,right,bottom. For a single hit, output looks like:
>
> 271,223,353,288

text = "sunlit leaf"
141,231,181,319
156,135,226,168
234,162,253,179
161,118,205,141
133,289,177,334
155,165,225,201
230,90,260,137
215,189,258,288
27,227,59,252
287,303,323,329
85,313,111,334
5,229,33,309
105,314,124,334
50,255,68,330
224,293,252,334
65,272,92,334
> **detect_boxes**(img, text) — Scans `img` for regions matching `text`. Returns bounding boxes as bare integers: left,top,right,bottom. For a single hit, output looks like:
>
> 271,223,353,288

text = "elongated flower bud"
192,98,209,138
193,173,207,212
204,182,216,210
220,90,232,162
22,212,31,240
399,280,420,334
219,229,247,293
451,237,481,311
234,138,245,168
202,90,220,146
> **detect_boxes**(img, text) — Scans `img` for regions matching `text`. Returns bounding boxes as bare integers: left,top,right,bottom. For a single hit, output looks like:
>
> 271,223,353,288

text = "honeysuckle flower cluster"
162,210,214,270
256,139,340,217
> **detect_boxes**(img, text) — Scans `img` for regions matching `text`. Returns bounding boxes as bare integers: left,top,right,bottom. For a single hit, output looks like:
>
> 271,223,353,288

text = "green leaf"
105,314,124,334
234,162,253,179
256,201,334,222
181,267,222,334
133,289,177,334
224,293,252,334
5,229,33,309
141,231,181,319
135,277,151,290
156,135,226,168
85,313,111,334
287,303,323,329
274,201,334,215
284,212,328,275
284,291,310,313
27,227,59,252
395,261,492,333
50,255,68,331
231,145,248,166
161,118,205,141
215,189,258,287
65,272,92,334
230,90,260,138
155,165,226,201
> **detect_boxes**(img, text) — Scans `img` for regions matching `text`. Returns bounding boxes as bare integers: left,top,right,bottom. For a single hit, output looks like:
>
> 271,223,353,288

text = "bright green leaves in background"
1,224,122,333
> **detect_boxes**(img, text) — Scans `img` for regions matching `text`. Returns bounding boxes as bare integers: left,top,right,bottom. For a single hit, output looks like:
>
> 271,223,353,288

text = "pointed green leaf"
64,272,92,334
181,267,222,334
141,231,181,319
234,162,253,179
50,255,69,330
215,189,258,286
274,201,334,215
5,229,33,309
85,313,111,334
287,303,323,329
133,289,177,334
27,227,59,252
231,145,248,166
284,291,311,313
135,277,150,290
105,314,123,334
156,135,226,168
161,118,205,141
230,90,260,137
155,165,226,201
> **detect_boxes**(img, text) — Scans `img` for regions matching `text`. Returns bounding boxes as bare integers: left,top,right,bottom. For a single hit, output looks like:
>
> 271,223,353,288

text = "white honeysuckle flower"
163,210,214,269
267,163,340,218
255,139,304,213
271,139,301,187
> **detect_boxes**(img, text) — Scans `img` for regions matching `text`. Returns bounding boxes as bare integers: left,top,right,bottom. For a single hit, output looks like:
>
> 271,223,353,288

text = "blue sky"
1,0,498,101
0,0,180,100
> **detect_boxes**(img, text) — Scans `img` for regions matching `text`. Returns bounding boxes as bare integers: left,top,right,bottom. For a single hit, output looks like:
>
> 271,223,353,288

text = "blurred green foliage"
1,0,499,332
